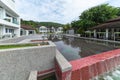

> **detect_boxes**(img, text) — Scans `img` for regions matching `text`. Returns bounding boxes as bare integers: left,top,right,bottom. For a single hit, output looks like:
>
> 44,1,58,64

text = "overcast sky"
15,0,120,24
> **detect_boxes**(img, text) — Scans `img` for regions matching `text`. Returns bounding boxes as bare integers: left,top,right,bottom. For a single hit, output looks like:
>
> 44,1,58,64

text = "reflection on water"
48,34,117,61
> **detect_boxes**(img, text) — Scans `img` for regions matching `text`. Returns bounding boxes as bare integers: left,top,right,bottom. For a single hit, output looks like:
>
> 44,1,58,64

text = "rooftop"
91,17,120,29
21,25,35,30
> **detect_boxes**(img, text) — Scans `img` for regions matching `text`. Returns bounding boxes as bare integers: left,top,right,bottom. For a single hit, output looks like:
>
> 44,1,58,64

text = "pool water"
48,35,117,61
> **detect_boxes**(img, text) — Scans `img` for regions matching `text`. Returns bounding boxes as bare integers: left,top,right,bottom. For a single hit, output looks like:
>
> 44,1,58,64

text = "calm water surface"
48,35,117,61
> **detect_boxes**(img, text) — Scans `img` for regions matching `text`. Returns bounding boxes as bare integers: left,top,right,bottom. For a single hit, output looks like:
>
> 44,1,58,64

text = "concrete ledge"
28,71,37,80
56,51,72,72
70,49,120,80
38,68,55,77
55,50,72,80
0,41,55,51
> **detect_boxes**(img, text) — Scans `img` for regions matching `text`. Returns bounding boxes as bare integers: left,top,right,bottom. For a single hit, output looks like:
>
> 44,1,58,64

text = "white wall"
15,27,20,37
0,0,15,12
0,25,5,35
20,29,36,36
0,8,5,19
56,27,63,33
39,26,48,33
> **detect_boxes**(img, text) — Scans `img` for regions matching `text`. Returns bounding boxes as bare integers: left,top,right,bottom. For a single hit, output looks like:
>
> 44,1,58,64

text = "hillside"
21,20,64,28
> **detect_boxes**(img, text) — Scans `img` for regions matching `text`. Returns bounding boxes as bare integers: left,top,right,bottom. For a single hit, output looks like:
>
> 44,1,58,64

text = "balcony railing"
4,17,12,22
4,17,19,25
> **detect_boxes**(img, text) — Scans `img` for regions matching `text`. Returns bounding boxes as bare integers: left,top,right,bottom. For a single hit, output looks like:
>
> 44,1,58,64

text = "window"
13,18,18,24
5,28,14,34
9,29,14,33
5,28,8,33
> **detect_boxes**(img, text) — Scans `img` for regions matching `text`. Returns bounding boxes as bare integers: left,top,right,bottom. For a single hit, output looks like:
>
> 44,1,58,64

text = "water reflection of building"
62,37,116,58
48,34,63,41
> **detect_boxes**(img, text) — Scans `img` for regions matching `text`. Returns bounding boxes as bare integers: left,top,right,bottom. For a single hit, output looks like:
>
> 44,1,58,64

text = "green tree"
117,7,120,16
80,4,119,24
71,4,120,33
63,23,71,33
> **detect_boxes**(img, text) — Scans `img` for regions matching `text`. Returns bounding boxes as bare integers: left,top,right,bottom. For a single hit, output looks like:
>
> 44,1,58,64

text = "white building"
0,0,20,39
56,27,63,33
39,26,48,33
21,25,36,36
39,26,63,34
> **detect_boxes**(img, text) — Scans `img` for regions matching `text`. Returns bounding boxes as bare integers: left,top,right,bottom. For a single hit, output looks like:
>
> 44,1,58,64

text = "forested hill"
21,20,64,28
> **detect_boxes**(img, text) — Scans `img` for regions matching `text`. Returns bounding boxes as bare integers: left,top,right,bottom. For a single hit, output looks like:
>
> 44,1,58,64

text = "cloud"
108,0,120,7
15,0,118,24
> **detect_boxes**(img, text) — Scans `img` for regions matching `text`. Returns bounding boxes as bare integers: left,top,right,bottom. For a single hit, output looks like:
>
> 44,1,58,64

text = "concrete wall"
55,50,72,80
0,41,56,80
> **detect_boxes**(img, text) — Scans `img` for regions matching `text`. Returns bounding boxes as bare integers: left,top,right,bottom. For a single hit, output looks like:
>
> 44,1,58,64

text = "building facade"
56,27,63,33
21,25,36,36
39,26,48,33
39,26,63,34
0,0,20,39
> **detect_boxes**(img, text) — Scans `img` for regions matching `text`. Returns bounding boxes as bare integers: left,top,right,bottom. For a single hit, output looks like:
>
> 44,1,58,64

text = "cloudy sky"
15,0,120,24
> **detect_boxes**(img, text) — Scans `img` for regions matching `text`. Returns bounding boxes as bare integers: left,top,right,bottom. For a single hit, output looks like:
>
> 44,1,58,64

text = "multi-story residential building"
0,0,20,39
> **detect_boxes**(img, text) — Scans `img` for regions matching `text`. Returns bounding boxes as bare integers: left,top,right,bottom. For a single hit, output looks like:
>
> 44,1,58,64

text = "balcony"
0,18,19,28
4,17,12,22
4,17,19,25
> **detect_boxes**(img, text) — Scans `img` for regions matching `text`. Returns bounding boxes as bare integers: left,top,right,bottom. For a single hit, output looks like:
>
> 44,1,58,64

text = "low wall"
0,41,56,80
55,50,72,80
70,49,120,80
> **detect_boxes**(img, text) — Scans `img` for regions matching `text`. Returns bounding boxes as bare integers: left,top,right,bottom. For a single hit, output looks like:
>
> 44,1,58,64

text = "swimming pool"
49,34,117,61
